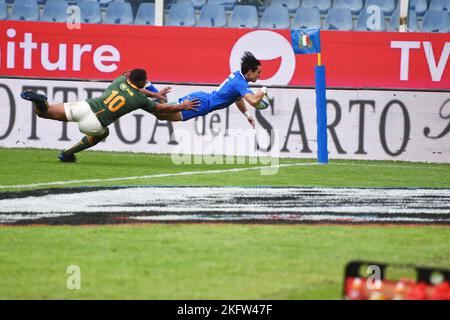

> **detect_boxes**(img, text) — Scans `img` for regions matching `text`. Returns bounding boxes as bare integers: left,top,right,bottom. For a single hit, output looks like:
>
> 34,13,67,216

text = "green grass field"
0,148,449,299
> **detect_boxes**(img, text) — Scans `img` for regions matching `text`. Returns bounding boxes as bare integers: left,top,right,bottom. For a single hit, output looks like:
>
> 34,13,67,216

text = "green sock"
63,129,109,156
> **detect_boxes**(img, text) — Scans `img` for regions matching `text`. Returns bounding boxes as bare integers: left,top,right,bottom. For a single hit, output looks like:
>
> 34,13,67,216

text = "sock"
63,129,109,156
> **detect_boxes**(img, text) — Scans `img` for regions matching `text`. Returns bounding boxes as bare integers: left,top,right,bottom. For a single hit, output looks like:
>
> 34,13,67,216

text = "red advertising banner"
0,21,449,89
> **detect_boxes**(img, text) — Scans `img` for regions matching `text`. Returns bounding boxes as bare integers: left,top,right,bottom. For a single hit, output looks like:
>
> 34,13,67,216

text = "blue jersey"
144,81,159,93
178,71,253,121
209,71,253,111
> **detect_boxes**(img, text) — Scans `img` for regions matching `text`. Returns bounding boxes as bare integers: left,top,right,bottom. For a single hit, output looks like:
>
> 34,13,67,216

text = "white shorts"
64,101,107,136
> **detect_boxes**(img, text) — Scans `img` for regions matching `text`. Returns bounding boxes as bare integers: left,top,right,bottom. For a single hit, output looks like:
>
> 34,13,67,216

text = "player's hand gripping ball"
255,87,270,110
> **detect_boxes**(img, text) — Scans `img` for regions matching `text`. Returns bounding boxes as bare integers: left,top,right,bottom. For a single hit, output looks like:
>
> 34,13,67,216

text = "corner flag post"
290,29,328,164
315,53,328,164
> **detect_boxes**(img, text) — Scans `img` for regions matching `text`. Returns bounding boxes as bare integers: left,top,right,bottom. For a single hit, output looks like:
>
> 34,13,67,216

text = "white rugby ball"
255,94,270,110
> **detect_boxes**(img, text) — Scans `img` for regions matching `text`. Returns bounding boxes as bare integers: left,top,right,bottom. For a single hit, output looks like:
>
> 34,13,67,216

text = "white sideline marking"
0,162,317,190
0,160,447,190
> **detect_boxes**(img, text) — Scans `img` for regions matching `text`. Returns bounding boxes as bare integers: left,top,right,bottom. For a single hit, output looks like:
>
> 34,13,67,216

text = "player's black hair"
240,51,261,74
130,68,147,83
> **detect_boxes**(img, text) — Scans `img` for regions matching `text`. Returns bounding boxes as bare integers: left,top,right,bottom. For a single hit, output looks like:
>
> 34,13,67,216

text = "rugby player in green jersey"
20,69,199,162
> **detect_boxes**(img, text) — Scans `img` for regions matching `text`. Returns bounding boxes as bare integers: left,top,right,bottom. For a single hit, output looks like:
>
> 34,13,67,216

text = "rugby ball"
255,94,270,110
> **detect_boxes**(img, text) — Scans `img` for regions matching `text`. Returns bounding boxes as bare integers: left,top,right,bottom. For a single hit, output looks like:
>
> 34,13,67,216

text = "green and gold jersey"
86,75,156,127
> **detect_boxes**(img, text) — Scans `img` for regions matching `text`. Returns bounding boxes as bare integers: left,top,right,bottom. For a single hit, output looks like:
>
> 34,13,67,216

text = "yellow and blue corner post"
290,29,328,164
315,52,328,164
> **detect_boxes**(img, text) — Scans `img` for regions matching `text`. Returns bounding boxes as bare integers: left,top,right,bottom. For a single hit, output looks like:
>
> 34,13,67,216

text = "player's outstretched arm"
236,98,255,129
243,87,268,108
154,99,200,113
140,87,172,102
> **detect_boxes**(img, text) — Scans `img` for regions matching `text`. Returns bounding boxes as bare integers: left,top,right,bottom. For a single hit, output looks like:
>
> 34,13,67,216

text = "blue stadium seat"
65,0,78,6
421,10,450,32
41,0,68,22
388,8,419,32
302,0,332,14
257,0,272,13
333,0,363,15
104,1,133,24
79,0,102,24
229,5,258,28
430,0,450,12
166,3,196,26
355,6,386,31
164,0,175,10
177,0,206,10
207,0,236,11
397,0,428,16
292,7,322,29
10,0,39,21
197,4,227,27
98,0,115,8
0,0,7,20
134,2,155,25
270,0,300,13
323,8,353,30
259,4,290,29
364,0,395,16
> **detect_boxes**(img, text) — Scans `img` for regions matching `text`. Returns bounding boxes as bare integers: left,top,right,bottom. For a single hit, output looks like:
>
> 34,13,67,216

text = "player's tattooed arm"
243,87,267,108
236,98,255,129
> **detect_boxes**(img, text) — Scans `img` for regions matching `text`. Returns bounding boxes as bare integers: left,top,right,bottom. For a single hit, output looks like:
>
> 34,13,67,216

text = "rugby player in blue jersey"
151,51,268,129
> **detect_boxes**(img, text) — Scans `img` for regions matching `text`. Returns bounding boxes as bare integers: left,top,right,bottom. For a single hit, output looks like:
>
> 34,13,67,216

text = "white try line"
0,162,317,190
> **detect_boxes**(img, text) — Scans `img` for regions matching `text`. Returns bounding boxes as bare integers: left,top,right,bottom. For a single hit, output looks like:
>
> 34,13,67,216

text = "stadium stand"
333,0,363,15
166,2,196,26
41,0,68,22
421,9,450,32
10,0,39,21
98,0,115,7
291,7,322,29
364,0,395,16
104,0,134,24
388,8,419,31
78,0,102,24
2,0,450,32
323,8,354,30
259,4,290,29
270,0,300,13
401,0,428,16
430,0,450,12
255,0,272,13
355,5,386,31
302,0,332,14
207,0,236,11
0,0,7,20
229,4,258,28
134,2,155,25
197,3,227,27
177,0,206,10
